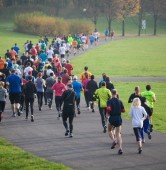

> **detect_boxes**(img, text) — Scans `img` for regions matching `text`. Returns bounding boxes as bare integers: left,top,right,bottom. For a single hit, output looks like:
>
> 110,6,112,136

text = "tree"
78,0,101,28
120,0,140,36
146,0,166,35
102,0,122,36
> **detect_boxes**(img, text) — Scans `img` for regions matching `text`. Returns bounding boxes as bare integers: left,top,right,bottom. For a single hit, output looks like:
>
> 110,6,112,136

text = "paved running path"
0,97,166,170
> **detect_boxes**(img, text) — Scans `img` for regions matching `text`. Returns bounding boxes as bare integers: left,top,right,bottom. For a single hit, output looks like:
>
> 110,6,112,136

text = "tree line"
0,0,166,35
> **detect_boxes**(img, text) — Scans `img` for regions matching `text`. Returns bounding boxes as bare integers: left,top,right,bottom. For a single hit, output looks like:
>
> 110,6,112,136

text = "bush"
14,12,94,36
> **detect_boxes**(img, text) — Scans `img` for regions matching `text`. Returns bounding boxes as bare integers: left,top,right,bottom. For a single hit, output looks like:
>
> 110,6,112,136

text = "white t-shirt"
47,49,54,59
24,66,33,76
94,32,99,39
130,106,147,128
81,36,86,43
59,46,66,55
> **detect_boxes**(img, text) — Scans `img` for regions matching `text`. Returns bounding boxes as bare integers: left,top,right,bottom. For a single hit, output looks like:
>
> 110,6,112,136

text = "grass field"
0,138,71,170
72,37,166,77
113,82,166,133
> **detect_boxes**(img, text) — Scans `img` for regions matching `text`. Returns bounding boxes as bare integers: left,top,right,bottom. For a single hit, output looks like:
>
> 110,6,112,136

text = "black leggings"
76,97,80,109
25,98,34,117
62,114,74,133
37,92,44,108
55,96,62,112
133,127,142,141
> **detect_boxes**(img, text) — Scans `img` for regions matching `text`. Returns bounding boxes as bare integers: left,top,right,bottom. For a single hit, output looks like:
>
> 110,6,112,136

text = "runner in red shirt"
64,60,73,76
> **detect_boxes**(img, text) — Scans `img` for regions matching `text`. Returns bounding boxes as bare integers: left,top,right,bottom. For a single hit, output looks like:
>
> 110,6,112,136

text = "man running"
61,84,76,138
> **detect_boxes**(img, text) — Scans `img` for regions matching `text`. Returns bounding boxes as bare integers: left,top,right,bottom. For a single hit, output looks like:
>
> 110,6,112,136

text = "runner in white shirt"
59,43,66,61
24,63,33,76
47,47,54,62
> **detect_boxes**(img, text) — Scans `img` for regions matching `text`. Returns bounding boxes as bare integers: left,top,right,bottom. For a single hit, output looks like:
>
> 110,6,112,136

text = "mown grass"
72,37,166,77
113,82,166,133
0,138,71,170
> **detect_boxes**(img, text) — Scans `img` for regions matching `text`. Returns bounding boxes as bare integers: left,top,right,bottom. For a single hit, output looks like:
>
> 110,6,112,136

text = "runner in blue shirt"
6,69,22,117
72,76,83,115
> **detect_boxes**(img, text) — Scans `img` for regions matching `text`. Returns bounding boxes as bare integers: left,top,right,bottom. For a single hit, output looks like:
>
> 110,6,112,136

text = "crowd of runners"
0,32,156,155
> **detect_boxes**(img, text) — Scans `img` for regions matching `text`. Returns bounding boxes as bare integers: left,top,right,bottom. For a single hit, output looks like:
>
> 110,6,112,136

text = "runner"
0,81,8,122
6,69,22,117
80,66,91,82
61,83,76,138
94,81,112,133
107,89,125,155
130,98,147,154
128,86,142,103
46,73,56,110
141,85,156,132
35,72,46,111
72,76,83,115
24,75,37,121
64,60,73,76
86,75,98,112
51,76,67,119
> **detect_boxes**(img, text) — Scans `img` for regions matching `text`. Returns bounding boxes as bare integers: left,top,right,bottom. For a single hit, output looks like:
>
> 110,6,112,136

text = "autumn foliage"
14,12,95,36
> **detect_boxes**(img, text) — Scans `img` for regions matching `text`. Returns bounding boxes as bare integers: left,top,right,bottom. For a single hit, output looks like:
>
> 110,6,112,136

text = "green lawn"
72,37,166,77
0,138,71,170
113,82,166,133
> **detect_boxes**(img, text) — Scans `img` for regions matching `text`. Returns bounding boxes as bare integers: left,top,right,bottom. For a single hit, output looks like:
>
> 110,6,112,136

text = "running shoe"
31,115,34,122
17,109,21,116
77,108,81,114
103,126,107,133
92,109,95,112
118,149,123,155
138,147,142,154
65,130,69,136
12,113,16,117
111,141,117,149
69,133,73,138
148,132,152,140
142,139,145,143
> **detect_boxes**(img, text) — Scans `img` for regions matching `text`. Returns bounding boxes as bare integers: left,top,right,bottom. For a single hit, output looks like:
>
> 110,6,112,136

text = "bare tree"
102,0,122,36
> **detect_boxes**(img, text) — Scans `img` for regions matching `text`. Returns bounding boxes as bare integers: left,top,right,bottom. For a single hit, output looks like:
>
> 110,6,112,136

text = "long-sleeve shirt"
130,106,147,128
24,81,37,98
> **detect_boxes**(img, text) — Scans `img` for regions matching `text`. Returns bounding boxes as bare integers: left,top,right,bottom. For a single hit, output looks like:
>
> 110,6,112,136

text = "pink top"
51,82,67,96
82,79,90,92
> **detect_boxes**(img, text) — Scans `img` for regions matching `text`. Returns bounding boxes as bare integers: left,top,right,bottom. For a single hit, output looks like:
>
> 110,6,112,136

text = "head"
101,81,106,87
66,60,70,64
47,65,52,69
91,75,94,80
58,76,62,83
135,86,140,94
84,66,88,71
38,72,42,78
0,81,4,89
11,69,16,74
50,72,54,77
111,89,118,98
28,71,32,75
146,85,151,91
105,76,110,82
73,76,77,81
102,73,107,81
67,83,73,90
132,98,141,108
28,75,32,81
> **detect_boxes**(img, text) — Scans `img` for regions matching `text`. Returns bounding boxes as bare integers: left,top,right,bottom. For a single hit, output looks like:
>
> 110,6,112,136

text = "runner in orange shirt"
0,56,5,70
10,48,16,59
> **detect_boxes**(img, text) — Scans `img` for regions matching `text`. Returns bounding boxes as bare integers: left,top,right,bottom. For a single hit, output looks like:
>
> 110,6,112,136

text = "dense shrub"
14,12,94,36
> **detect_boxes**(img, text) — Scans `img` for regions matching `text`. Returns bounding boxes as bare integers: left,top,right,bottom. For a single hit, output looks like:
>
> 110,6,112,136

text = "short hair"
11,69,15,73
28,75,32,80
146,85,151,91
47,65,51,69
50,72,53,76
111,89,117,95
135,86,140,91
105,76,110,82
91,75,94,80
67,83,73,89
132,98,141,108
84,66,88,70
101,81,106,86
